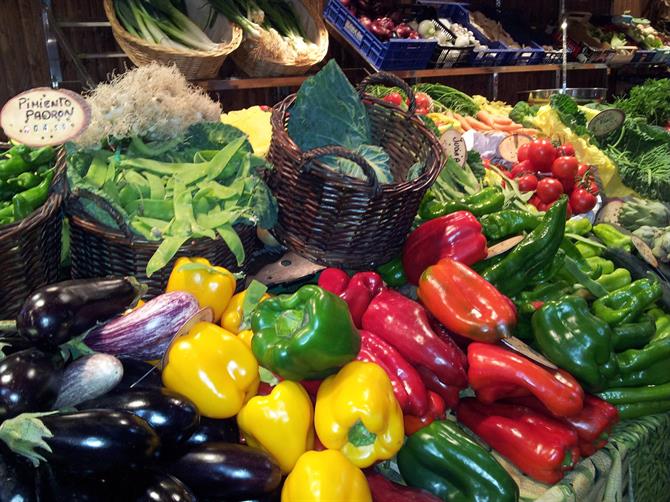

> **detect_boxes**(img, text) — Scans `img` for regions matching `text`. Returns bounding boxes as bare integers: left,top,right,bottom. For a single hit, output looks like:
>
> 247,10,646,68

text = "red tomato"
511,160,533,178
561,177,575,194
587,180,600,196
565,202,573,219
552,156,579,181
577,164,592,179
517,142,531,162
415,107,429,115
259,105,271,112
529,194,543,209
383,92,404,107
570,188,597,214
528,139,557,173
517,174,538,192
536,177,564,203
413,92,433,112
557,143,575,156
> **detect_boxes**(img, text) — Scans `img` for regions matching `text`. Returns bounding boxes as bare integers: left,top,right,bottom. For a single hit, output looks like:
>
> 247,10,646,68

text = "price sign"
588,109,625,138
497,134,533,163
0,87,90,147
439,129,467,167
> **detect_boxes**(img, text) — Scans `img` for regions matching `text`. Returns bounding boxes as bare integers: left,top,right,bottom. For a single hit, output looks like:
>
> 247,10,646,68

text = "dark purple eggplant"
0,445,37,502
79,388,199,450
127,471,196,502
164,442,281,500
0,348,62,421
186,417,239,446
85,292,200,360
39,410,160,474
36,465,118,502
16,277,144,348
113,357,163,393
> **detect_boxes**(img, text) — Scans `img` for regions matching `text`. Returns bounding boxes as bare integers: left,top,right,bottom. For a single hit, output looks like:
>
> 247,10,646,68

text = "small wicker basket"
104,0,242,80
0,151,65,319
267,72,443,269
66,190,259,299
232,0,329,77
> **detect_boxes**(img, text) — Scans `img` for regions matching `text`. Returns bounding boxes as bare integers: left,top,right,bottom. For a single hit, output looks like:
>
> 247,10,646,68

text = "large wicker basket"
104,0,242,79
232,0,329,77
0,151,65,319
267,72,443,269
66,190,259,298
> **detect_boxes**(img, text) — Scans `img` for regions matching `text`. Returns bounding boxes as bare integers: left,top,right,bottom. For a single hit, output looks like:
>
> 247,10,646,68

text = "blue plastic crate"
323,0,436,71
437,4,519,66
630,50,654,63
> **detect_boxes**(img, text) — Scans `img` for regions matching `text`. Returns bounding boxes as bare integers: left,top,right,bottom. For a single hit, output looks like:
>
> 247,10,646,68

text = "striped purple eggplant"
85,292,200,361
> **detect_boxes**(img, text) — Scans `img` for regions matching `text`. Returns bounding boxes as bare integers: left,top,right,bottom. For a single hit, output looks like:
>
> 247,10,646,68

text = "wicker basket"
267,72,443,270
0,151,65,319
231,0,329,77
104,0,242,80
66,190,259,299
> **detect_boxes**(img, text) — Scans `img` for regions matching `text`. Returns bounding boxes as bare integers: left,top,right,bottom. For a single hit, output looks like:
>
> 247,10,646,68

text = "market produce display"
6,45,670,501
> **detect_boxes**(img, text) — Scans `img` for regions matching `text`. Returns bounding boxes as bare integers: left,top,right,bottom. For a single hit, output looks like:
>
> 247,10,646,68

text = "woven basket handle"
71,188,135,238
357,72,416,115
301,145,382,198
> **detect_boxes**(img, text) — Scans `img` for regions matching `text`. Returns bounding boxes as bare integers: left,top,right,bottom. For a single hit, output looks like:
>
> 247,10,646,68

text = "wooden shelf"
197,63,609,91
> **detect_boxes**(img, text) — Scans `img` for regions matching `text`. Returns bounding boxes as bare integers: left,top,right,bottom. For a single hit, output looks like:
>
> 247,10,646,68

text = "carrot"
513,128,540,137
453,113,471,131
494,123,523,132
466,116,492,131
492,116,513,125
477,110,495,127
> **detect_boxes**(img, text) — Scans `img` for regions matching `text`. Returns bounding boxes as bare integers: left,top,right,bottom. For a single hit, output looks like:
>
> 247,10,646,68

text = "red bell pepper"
403,391,446,436
357,330,429,416
428,314,472,352
362,289,468,391
403,211,488,285
457,398,581,484
468,342,584,417
365,472,443,502
415,366,460,409
318,269,385,328
418,257,517,343
506,394,619,457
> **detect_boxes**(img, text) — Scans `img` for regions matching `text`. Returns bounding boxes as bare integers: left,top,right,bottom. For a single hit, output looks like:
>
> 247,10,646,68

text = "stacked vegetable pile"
0,145,56,226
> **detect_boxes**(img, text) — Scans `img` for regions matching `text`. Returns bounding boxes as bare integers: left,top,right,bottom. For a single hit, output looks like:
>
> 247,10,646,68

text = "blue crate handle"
301,145,382,198
357,71,417,116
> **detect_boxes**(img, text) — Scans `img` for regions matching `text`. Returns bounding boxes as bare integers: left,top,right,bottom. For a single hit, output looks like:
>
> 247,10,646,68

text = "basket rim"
103,0,242,58
0,149,66,240
271,93,444,193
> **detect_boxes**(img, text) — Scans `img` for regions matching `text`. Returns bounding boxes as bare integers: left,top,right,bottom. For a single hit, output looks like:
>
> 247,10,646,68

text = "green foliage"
509,101,540,128
412,83,479,116
550,94,589,137
616,78,670,126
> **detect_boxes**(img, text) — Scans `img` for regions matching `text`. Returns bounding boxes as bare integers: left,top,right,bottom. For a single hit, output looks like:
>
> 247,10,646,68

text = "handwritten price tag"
588,109,625,138
497,134,533,163
1,87,90,147
439,129,467,167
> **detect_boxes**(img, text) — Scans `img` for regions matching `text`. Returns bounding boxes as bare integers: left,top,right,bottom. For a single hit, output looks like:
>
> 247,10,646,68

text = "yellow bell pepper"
221,288,270,334
314,361,404,468
166,257,236,323
237,381,314,473
238,329,254,347
162,321,259,418
281,450,372,502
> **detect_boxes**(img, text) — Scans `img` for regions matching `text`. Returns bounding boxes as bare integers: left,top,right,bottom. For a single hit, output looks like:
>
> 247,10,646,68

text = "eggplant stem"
0,320,17,331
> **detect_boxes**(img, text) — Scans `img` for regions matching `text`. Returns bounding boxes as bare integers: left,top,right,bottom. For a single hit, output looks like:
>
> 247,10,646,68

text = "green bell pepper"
597,382,670,419
397,420,519,502
612,314,656,351
481,197,566,297
651,311,670,344
592,278,663,326
250,285,360,381
532,296,618,391
516,280,572,315
565,217,592,236
376,257,407,288
479,210,540,241
585,257,615,276
596,268,632,292
616,337,670,376
592,223,632,252
419,187,504,220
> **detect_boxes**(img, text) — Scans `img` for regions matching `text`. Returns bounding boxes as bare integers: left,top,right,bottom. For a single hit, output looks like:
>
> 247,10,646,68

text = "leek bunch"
207,0,316,53
115,0,219,51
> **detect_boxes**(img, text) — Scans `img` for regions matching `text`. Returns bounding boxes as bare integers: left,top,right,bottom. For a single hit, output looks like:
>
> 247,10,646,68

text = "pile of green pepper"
0,145,56,225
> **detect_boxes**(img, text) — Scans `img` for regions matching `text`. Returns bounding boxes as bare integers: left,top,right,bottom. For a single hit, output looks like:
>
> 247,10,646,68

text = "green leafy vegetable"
550,94,589,137
509,101,540,128
412,83,479,116
323,145,393,184
615,78,670,127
